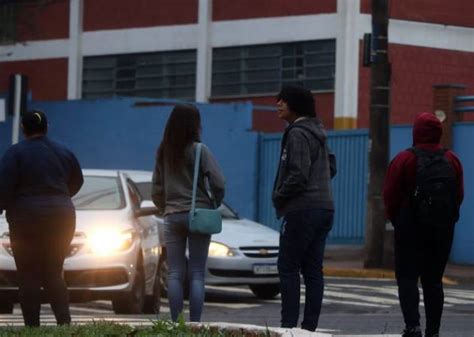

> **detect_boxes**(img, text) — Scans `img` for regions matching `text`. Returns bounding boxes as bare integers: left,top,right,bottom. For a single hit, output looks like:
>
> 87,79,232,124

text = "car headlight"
208,242,235,257
87,229,135,255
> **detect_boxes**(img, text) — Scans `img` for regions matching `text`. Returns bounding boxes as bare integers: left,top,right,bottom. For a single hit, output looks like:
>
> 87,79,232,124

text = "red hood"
412,112,442,145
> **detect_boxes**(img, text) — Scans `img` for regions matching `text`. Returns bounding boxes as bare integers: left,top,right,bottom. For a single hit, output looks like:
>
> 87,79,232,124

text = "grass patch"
0,321,133,337
0,316,274,336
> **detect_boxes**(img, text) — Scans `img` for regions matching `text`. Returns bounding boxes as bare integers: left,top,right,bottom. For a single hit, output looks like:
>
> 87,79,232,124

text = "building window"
0,3,16,44
82,50,197,100
212,40,336,97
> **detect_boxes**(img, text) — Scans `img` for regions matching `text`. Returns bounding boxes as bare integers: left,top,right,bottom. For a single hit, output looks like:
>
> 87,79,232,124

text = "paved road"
1,277,473,336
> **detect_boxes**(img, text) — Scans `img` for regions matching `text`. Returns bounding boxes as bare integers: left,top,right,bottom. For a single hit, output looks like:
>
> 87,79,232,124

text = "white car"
127,171,281,300
0,170,162,314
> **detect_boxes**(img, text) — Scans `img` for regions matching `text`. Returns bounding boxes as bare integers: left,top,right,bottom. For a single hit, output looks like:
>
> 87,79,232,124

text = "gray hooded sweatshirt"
272,118,336,217
152,142,225,216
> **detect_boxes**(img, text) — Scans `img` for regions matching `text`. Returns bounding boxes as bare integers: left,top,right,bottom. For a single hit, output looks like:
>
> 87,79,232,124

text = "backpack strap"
408,146,447,157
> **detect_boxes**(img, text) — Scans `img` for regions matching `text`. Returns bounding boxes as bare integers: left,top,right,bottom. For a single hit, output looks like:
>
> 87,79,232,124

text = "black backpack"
409,147,458,227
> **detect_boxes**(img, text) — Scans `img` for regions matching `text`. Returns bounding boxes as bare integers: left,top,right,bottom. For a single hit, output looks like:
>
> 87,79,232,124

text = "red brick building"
0,0,473,131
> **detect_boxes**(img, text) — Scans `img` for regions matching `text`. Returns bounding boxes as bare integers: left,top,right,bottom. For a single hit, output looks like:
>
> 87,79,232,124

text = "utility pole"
364,0,391,268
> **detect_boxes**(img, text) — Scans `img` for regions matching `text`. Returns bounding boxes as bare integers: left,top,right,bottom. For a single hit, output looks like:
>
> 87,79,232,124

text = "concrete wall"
0,98,259,220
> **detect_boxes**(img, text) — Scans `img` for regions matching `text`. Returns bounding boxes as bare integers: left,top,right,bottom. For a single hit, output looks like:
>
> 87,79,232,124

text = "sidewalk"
323,245,474,284
188,322,400,337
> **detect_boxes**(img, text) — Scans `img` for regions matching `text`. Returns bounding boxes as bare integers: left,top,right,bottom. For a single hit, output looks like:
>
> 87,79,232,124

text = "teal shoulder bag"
189,143,222,235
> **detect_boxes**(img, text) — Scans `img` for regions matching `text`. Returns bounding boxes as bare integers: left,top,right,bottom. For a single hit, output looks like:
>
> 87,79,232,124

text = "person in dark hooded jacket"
383,112,463,337
272,85,336,332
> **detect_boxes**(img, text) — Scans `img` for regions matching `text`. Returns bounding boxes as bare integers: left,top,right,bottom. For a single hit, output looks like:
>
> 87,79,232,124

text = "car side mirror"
136,200,161,217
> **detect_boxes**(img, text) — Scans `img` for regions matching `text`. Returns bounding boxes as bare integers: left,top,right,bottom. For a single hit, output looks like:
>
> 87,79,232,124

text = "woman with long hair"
152,104,225,322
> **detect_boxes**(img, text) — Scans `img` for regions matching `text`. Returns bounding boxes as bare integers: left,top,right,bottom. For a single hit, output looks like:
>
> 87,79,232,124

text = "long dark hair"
157,104,202,171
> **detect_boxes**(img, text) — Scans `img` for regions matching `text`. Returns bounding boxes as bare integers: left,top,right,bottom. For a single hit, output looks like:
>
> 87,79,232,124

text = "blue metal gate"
257,130,368,244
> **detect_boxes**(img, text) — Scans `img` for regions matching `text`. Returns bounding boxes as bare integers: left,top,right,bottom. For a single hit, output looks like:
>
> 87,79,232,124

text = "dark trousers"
277,208,333,331
9,209,75,327
394,210,455,336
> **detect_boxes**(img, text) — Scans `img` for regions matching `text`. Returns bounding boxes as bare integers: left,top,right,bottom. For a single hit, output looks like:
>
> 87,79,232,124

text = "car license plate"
253,264,278,275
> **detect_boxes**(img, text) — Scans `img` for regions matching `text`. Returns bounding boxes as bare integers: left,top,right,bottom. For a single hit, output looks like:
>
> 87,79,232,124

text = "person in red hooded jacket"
383,112,464,337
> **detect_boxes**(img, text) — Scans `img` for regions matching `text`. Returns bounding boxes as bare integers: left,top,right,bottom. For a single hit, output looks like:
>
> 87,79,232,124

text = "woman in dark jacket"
0,110,83,326
152,104,225,322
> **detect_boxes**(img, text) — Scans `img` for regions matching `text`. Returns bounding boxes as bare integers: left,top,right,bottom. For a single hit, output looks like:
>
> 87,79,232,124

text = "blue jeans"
277,208,334,331
164,212,211,322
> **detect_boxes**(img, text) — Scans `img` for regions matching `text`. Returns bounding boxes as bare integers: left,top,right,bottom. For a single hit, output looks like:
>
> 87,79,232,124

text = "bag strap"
191,143,218,215
408,146,447,157
191,143,202,215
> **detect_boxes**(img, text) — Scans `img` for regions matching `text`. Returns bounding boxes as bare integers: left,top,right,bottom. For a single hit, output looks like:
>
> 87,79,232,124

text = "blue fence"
257,130,369,244
257,124,474,264
327,130,368,244
257,134,284,232
451,123,474,264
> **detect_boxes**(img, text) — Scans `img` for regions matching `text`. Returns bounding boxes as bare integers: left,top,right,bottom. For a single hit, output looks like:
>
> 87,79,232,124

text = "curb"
188,322,332,337
324,267,458,285
324,267,395,279
336,335,399,337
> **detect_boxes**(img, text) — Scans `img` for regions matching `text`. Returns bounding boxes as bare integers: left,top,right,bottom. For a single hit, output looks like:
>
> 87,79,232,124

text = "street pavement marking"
326,283,474,307
204,302,260,309
326,283,398,296
68,306,113,314
331,282,474,301
262,297,390,308
3,281,471,326
445,289,474,300
323,290,400,305
205,285,253,294
323,299,390,308
160,297,260,310
207,283,472,309
443,297,474,305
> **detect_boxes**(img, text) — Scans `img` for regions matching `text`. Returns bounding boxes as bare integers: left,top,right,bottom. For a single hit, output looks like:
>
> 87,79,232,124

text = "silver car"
128,171,281,300
0,170,161,314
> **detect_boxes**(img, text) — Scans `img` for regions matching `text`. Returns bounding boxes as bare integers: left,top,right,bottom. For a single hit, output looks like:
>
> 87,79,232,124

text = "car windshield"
135,182,152,201
134,181,239,219
218,203,239,220
72,176,125,210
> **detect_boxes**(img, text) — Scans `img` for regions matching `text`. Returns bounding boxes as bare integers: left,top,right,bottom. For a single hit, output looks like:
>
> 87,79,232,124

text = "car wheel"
112,267,146,314
0,301,14,314
158,256,169,297
143,270,161,315
249,284,280,299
